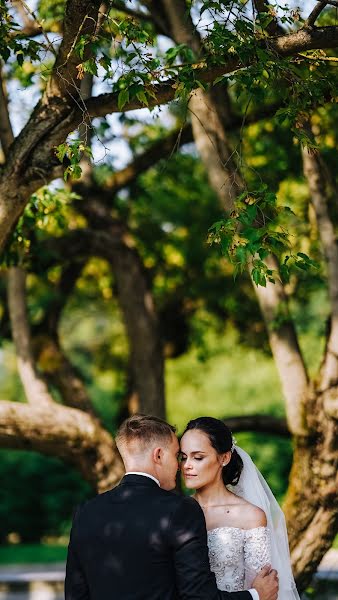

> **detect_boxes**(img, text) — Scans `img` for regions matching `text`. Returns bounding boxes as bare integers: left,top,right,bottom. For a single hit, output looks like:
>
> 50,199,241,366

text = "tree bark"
0,400,123,491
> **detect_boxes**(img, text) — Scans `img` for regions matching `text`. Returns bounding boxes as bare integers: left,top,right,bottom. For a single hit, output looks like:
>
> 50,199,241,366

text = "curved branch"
222,415,290,437
86,25,338,117
305,2,330,28
0,399,124,491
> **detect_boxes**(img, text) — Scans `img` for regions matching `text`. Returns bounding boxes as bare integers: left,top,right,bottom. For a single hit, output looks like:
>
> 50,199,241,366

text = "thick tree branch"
78,24,338,123
305,1,330,28
0,399,124,490
7,267,54,407
223,415,290,437
3,24,338,174
44,0,102,100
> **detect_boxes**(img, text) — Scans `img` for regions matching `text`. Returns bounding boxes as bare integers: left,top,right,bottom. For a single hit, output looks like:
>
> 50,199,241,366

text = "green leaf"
118,89,130,111
83,58,98,76
136,90,149,106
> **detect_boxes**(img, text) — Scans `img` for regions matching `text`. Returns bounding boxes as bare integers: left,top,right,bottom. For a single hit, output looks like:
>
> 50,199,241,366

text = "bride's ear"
221,451,232,467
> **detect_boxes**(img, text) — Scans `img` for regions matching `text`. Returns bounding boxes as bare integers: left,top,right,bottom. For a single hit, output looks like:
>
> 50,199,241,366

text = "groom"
65,414,278,600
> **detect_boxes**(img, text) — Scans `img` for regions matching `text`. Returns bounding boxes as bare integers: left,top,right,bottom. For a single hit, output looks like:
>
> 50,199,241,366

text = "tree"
0,0,338,590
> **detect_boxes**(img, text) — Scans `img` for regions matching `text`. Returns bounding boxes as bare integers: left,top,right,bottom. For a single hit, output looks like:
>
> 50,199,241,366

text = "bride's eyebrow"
179,450,207,455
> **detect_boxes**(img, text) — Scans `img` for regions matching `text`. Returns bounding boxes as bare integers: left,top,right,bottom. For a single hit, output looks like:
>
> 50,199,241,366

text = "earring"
222,463,226,467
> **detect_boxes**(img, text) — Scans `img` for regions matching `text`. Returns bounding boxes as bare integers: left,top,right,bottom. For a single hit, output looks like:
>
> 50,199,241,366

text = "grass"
0,544,67,565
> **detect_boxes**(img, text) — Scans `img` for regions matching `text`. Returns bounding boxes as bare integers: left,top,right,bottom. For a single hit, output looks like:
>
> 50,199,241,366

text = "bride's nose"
184,458,193,470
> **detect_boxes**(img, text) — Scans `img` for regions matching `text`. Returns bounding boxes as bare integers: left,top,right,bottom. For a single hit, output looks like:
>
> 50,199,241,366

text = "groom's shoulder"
158,491,205,519
72,484,124,516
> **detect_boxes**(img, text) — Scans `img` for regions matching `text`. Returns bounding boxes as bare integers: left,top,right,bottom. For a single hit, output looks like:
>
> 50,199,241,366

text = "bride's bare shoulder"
232,495,267,529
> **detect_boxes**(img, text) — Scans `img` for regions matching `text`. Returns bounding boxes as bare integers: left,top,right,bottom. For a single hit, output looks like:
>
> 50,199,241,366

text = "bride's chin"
183,479,196,489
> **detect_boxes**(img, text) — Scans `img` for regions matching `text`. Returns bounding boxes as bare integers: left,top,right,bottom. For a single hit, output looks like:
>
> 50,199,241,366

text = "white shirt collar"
125,471,160,487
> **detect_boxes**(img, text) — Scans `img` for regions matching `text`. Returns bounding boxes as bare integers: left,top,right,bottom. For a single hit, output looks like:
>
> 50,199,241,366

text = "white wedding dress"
207,525,271,592
206,446,300,600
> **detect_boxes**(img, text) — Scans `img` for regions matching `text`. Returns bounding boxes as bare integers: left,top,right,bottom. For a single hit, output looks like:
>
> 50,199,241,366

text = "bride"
180,416,300,600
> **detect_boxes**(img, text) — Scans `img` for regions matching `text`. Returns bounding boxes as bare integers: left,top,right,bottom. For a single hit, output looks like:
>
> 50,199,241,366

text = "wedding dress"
207,446,300,599
207,525,271,592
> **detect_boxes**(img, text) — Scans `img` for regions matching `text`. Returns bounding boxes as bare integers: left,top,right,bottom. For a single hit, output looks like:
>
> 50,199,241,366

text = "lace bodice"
207,526,271,593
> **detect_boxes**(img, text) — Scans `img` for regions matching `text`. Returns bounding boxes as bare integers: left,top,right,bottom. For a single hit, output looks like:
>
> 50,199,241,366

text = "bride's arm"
243,526,272,589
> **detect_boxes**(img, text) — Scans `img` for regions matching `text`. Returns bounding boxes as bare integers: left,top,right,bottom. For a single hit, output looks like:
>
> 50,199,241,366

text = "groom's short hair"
116,414,176,451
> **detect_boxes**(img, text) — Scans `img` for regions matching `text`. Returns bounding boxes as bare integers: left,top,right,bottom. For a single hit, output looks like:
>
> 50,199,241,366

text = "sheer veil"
228,446,300,600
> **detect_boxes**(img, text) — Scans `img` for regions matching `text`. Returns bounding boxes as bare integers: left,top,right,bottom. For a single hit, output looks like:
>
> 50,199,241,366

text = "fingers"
259,565,271,577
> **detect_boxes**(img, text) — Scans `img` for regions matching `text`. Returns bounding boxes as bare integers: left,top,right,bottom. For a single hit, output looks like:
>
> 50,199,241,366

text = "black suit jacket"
65,474,252,599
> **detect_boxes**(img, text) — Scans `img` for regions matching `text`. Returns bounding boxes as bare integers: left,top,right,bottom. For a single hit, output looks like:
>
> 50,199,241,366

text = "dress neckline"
207,525,267,534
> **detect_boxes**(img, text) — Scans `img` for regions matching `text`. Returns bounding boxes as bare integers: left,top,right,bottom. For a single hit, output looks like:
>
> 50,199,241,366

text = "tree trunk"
77,201,166,418
43,223,166,419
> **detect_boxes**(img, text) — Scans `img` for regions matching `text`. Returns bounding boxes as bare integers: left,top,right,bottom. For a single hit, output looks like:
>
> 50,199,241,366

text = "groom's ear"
153,446,163,464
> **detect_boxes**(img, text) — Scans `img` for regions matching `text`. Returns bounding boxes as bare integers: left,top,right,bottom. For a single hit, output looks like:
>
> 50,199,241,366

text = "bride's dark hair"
183,416,243,486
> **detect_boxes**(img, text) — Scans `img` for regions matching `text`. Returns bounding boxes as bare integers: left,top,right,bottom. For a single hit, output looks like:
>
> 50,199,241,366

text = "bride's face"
180,429,224,490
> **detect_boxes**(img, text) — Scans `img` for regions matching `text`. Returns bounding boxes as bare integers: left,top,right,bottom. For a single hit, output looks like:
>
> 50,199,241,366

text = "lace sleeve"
243,526,271,588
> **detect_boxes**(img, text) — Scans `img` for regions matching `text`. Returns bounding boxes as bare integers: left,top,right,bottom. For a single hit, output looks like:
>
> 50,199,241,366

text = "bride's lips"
184,474,197,478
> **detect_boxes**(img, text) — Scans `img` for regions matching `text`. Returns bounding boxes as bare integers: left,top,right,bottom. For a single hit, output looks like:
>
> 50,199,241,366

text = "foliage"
0,450,91,543
55,141,93,181
1,187,79,267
